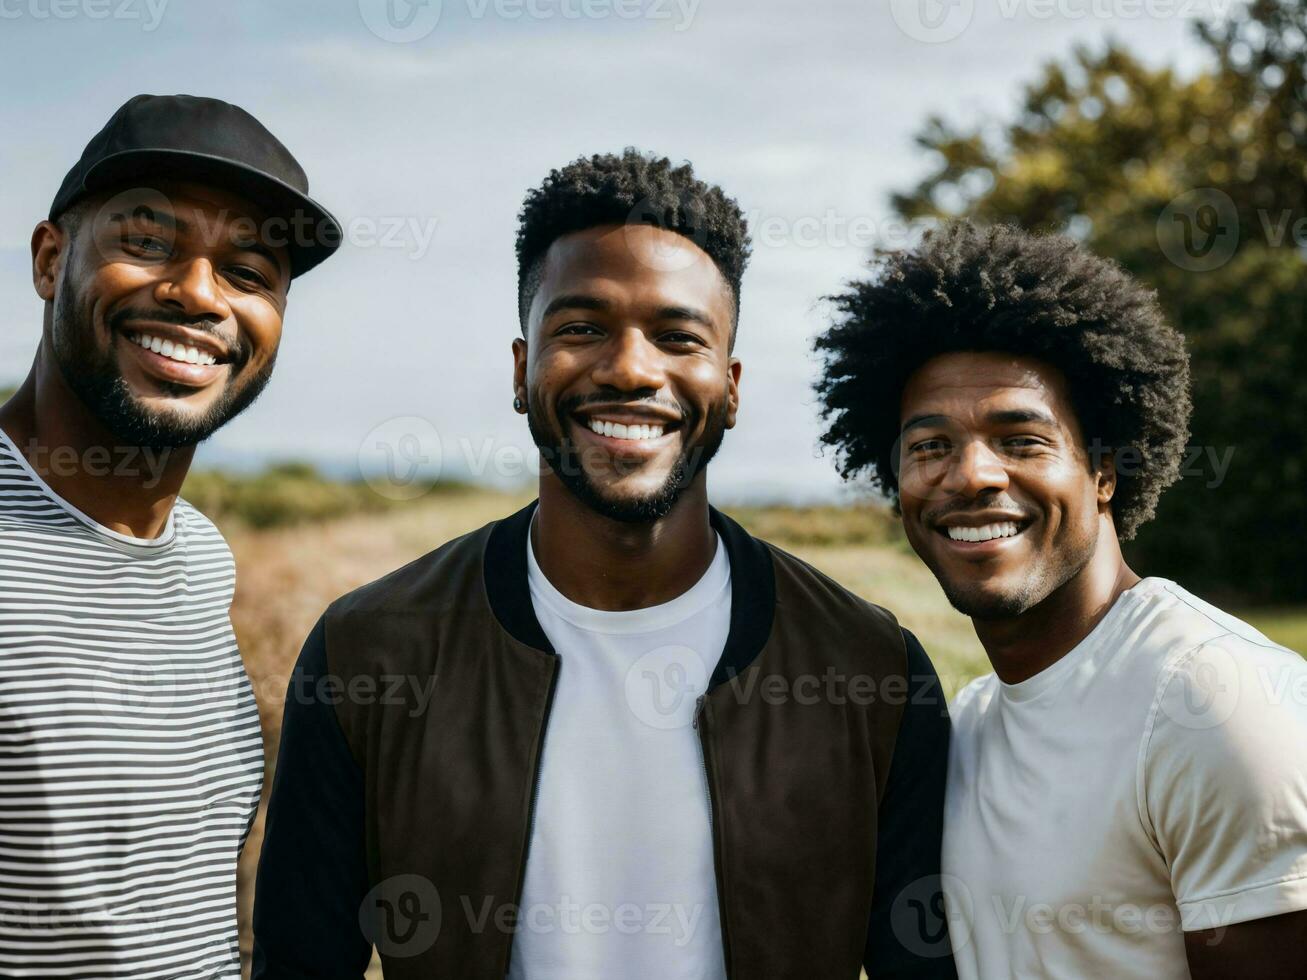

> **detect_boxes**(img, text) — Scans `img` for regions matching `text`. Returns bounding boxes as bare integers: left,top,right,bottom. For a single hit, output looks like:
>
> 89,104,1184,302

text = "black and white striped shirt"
0,431,263,978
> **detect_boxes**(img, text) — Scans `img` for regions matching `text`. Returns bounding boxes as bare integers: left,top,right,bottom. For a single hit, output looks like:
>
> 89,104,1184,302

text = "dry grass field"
222,489,1302,977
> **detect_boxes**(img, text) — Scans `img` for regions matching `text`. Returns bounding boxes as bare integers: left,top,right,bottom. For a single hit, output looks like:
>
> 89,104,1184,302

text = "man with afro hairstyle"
253,150,958,979
815,221,1307,979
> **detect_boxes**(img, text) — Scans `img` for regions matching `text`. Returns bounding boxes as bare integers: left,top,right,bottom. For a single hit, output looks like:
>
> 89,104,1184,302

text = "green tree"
892,1,1307,602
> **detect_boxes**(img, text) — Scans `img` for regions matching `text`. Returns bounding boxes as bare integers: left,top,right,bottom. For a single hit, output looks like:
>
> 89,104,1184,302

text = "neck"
973,522,1141,685
0,344,194,540
532,471,717,611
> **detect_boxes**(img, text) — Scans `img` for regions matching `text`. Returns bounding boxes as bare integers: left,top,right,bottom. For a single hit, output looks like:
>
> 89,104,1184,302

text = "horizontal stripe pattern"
0,436,262,978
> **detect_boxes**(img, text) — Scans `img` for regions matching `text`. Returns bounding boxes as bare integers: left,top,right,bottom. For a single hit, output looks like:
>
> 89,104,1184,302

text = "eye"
909,438,950,456
228,266,273,290
124,234,171,257
555,322,602,337
1001,436,1046,451
660,330,704,346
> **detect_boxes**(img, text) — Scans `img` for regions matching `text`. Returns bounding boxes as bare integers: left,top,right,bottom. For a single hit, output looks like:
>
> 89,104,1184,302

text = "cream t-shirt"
942,578,1307,979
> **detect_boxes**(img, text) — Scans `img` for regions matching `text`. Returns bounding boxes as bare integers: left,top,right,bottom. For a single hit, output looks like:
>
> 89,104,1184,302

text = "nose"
590,326,666,394
154,257,231,322
942,437,1010,499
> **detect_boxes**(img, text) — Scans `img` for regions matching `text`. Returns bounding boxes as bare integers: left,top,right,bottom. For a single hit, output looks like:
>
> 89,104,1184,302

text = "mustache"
556,390,688,424
107,306,247,365
922,495,1032,526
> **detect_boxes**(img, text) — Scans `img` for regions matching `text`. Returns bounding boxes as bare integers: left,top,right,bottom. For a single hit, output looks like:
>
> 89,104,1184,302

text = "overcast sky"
0,0,1218,501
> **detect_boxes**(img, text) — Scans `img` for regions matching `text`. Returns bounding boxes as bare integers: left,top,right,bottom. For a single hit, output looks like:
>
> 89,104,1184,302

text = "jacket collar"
483,499,775,687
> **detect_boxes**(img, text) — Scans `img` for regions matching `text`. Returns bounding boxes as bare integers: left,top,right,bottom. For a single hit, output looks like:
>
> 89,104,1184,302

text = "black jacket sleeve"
864,628,958,979
252,616,374,979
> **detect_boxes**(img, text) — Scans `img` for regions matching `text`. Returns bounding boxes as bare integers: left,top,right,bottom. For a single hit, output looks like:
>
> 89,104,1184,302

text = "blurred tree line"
893,0,1307,603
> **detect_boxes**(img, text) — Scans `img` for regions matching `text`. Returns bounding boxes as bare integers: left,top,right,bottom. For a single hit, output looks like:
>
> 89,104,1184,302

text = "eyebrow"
901,413,949,434
656,304,716,329
106,206,185,232
540,295,717,330
541,294,611,319
901,408,1060,433
230,238,285,272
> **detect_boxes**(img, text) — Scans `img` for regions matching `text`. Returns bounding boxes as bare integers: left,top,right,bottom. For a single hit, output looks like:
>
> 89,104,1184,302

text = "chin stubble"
526,395,727,524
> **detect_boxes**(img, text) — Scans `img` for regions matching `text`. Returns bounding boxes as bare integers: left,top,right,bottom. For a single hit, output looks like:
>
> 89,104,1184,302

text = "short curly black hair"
515,149,751,340
813,221,1192,539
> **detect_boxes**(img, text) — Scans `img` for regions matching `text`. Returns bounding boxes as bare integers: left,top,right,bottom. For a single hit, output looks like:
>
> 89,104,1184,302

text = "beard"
527,392,728,524
50,267,275,451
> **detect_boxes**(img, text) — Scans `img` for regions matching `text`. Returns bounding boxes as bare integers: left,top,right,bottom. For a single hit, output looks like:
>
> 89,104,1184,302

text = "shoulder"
1147,629,1305,748
1125,578,1285,668
1139,590,1306,816
1139,580,1303,734
174,498,234,556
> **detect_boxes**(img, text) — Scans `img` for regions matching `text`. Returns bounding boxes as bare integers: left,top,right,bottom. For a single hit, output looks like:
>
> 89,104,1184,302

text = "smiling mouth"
583,417,668,442
126,330,224,367
933,517,1036,546
944,521,1023,543
572,408,683,445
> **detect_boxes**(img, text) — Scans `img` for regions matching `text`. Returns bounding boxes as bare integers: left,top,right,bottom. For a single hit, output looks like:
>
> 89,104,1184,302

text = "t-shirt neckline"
526,518,730,636
0,427,177,551
999,577,1168,704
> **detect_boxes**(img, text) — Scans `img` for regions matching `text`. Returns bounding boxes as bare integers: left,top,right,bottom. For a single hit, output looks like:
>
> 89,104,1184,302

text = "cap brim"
81,149,341,278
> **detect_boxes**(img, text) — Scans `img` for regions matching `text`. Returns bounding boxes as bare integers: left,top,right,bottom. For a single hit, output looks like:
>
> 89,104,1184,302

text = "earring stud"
513,396,523,411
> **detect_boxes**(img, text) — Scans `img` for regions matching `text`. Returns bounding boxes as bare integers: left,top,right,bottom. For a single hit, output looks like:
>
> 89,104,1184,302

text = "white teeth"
947,521,1022,542
130,334,218,367
587,419,667,441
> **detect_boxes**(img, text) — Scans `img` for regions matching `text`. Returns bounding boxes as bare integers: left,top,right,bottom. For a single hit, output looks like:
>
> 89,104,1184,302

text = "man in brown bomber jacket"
252,150,956,979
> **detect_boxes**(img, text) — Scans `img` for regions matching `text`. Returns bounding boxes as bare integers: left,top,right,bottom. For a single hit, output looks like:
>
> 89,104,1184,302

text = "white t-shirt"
509,530,731,980
942,577,1307,980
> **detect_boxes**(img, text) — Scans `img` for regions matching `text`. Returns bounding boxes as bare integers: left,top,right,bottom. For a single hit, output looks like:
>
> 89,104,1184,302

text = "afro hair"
813,221,1192,539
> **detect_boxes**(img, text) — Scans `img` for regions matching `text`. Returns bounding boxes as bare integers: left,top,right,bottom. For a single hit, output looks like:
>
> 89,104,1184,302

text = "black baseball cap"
50,94,341,278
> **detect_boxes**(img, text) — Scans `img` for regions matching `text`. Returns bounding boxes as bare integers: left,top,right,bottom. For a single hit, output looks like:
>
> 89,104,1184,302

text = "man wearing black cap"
0,94,338,978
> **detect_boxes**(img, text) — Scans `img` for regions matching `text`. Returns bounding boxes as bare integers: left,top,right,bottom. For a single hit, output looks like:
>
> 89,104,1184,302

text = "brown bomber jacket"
252,501,956,979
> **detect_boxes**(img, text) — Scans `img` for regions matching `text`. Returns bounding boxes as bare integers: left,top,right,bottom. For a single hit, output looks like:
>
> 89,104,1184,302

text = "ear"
724,357,742,429
31,221,67,303
1096,450,1118,508
511,337,529,413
